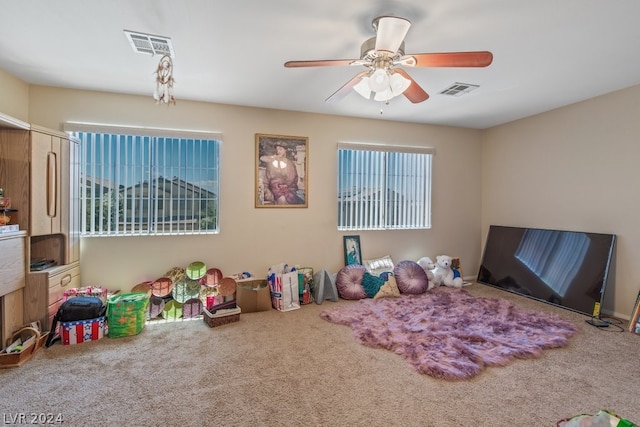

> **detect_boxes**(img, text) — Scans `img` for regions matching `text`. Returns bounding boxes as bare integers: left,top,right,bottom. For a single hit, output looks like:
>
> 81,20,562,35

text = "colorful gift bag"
297,267,314,305
269,270,301,312
106,292,149,338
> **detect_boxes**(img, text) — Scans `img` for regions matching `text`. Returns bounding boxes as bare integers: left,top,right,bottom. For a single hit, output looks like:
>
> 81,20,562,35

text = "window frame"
65,122,222,237
337,142,433,231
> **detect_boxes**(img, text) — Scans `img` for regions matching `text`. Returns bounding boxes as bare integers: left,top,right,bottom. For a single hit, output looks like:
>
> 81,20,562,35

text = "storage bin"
202,306,241,328
60,316,105,345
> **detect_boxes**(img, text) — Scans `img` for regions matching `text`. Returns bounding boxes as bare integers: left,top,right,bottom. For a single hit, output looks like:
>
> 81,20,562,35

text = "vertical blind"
72,131,220,236
337,143,432,230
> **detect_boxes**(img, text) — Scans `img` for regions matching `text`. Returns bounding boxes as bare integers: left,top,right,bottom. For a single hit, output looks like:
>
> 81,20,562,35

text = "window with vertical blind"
337,142,433,230
67,125,220,236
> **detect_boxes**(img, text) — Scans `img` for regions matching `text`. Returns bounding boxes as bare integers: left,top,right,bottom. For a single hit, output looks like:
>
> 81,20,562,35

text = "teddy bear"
417,256,436,290
431,255,464,288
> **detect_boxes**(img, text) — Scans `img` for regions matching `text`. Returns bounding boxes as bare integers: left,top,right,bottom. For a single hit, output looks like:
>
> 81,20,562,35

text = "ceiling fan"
284,15,493,104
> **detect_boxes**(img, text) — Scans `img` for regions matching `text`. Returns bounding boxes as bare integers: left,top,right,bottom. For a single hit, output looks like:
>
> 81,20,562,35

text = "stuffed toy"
416,257,436,290
431,255,464,288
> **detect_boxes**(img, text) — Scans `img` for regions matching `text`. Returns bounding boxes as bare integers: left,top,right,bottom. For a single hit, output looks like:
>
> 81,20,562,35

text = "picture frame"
343,235,362,266
255,133,308,208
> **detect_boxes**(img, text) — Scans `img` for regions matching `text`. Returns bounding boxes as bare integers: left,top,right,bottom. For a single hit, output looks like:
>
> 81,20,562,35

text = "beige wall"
9,72,637,318
0,68,29,121
23,85,482,290
482,85,640,318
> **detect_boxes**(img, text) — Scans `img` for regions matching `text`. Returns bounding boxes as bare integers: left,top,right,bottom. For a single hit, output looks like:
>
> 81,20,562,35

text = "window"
337,143,432,230
69,127,220,236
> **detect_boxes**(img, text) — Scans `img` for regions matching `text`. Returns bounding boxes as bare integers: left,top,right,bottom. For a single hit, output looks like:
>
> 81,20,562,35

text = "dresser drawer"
0,232,27,297
24,261,80,330
48,264,81,303
47,264,81,329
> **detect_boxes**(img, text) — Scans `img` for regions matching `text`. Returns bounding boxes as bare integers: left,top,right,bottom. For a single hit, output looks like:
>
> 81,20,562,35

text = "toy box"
61,316,106,345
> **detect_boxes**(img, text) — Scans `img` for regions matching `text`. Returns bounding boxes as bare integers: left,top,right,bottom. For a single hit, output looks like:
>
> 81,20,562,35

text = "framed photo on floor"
343,235,362,266
255,133,308,208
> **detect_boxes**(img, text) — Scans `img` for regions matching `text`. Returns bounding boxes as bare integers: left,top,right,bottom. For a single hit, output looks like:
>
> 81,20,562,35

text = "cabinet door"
61,137,80,264
51,136,62,235
69,138,81,263
30,132,61,236
0,129,30,232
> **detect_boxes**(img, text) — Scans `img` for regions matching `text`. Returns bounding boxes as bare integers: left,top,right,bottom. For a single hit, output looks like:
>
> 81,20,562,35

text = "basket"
202,306,241,328
0,325,47,368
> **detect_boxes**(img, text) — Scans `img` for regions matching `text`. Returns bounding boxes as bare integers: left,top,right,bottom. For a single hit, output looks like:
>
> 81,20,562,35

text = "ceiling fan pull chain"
380,100,390,115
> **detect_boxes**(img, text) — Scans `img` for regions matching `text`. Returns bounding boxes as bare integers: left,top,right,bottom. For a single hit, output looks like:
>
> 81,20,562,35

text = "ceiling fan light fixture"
353,68,410,101
354,76,372,99
373,88,394,102
368,68,390,92
389,72,411,96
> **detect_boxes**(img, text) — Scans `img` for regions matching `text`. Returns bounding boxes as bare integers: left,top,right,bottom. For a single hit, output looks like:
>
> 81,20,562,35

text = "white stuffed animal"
417,257,436,290
431,255,464,288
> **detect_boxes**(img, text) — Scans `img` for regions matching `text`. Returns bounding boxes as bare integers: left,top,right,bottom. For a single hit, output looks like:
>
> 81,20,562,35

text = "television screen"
477,225,616,317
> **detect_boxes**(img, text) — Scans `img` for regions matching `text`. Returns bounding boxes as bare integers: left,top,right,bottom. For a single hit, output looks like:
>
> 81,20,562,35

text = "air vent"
124,30,174,57
439,82,479,97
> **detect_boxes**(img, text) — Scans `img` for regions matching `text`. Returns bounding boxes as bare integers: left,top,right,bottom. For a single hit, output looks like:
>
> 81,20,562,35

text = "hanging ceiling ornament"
154,54,176,105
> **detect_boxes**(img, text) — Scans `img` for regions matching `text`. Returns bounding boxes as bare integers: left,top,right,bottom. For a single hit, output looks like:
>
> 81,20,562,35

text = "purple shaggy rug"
320,287,580,380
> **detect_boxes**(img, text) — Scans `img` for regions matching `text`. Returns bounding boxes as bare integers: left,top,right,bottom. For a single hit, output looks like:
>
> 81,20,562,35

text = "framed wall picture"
343,235,362,266
255,133,308,208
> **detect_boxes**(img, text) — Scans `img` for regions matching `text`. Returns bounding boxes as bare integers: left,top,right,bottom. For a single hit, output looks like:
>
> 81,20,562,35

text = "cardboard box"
235,279,272,313
61,316,106,345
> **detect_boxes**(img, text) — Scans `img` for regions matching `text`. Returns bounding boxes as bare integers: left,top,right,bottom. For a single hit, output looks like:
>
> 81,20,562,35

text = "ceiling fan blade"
284,59,359,68
325,71,368,103
374,16,411,53
393,69,429,103
405,51,493,68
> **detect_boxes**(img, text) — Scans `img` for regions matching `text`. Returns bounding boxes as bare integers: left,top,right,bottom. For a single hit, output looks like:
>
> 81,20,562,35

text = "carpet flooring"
1,284,638,426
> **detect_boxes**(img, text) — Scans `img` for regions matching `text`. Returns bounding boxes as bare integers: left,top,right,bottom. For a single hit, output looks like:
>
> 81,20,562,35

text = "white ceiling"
1,0,639,129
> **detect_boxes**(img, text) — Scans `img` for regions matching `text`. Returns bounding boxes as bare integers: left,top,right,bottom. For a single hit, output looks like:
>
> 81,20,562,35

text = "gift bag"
297,267,314,305
106,292,149,338
268,264,301,312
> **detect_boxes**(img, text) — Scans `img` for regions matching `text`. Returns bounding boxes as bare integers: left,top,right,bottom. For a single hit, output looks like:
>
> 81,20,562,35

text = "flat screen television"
477,225,616,318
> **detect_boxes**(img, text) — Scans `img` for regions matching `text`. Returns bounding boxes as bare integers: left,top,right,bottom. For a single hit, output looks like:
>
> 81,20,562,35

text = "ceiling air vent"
439,82,479,97
124,30,174,57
